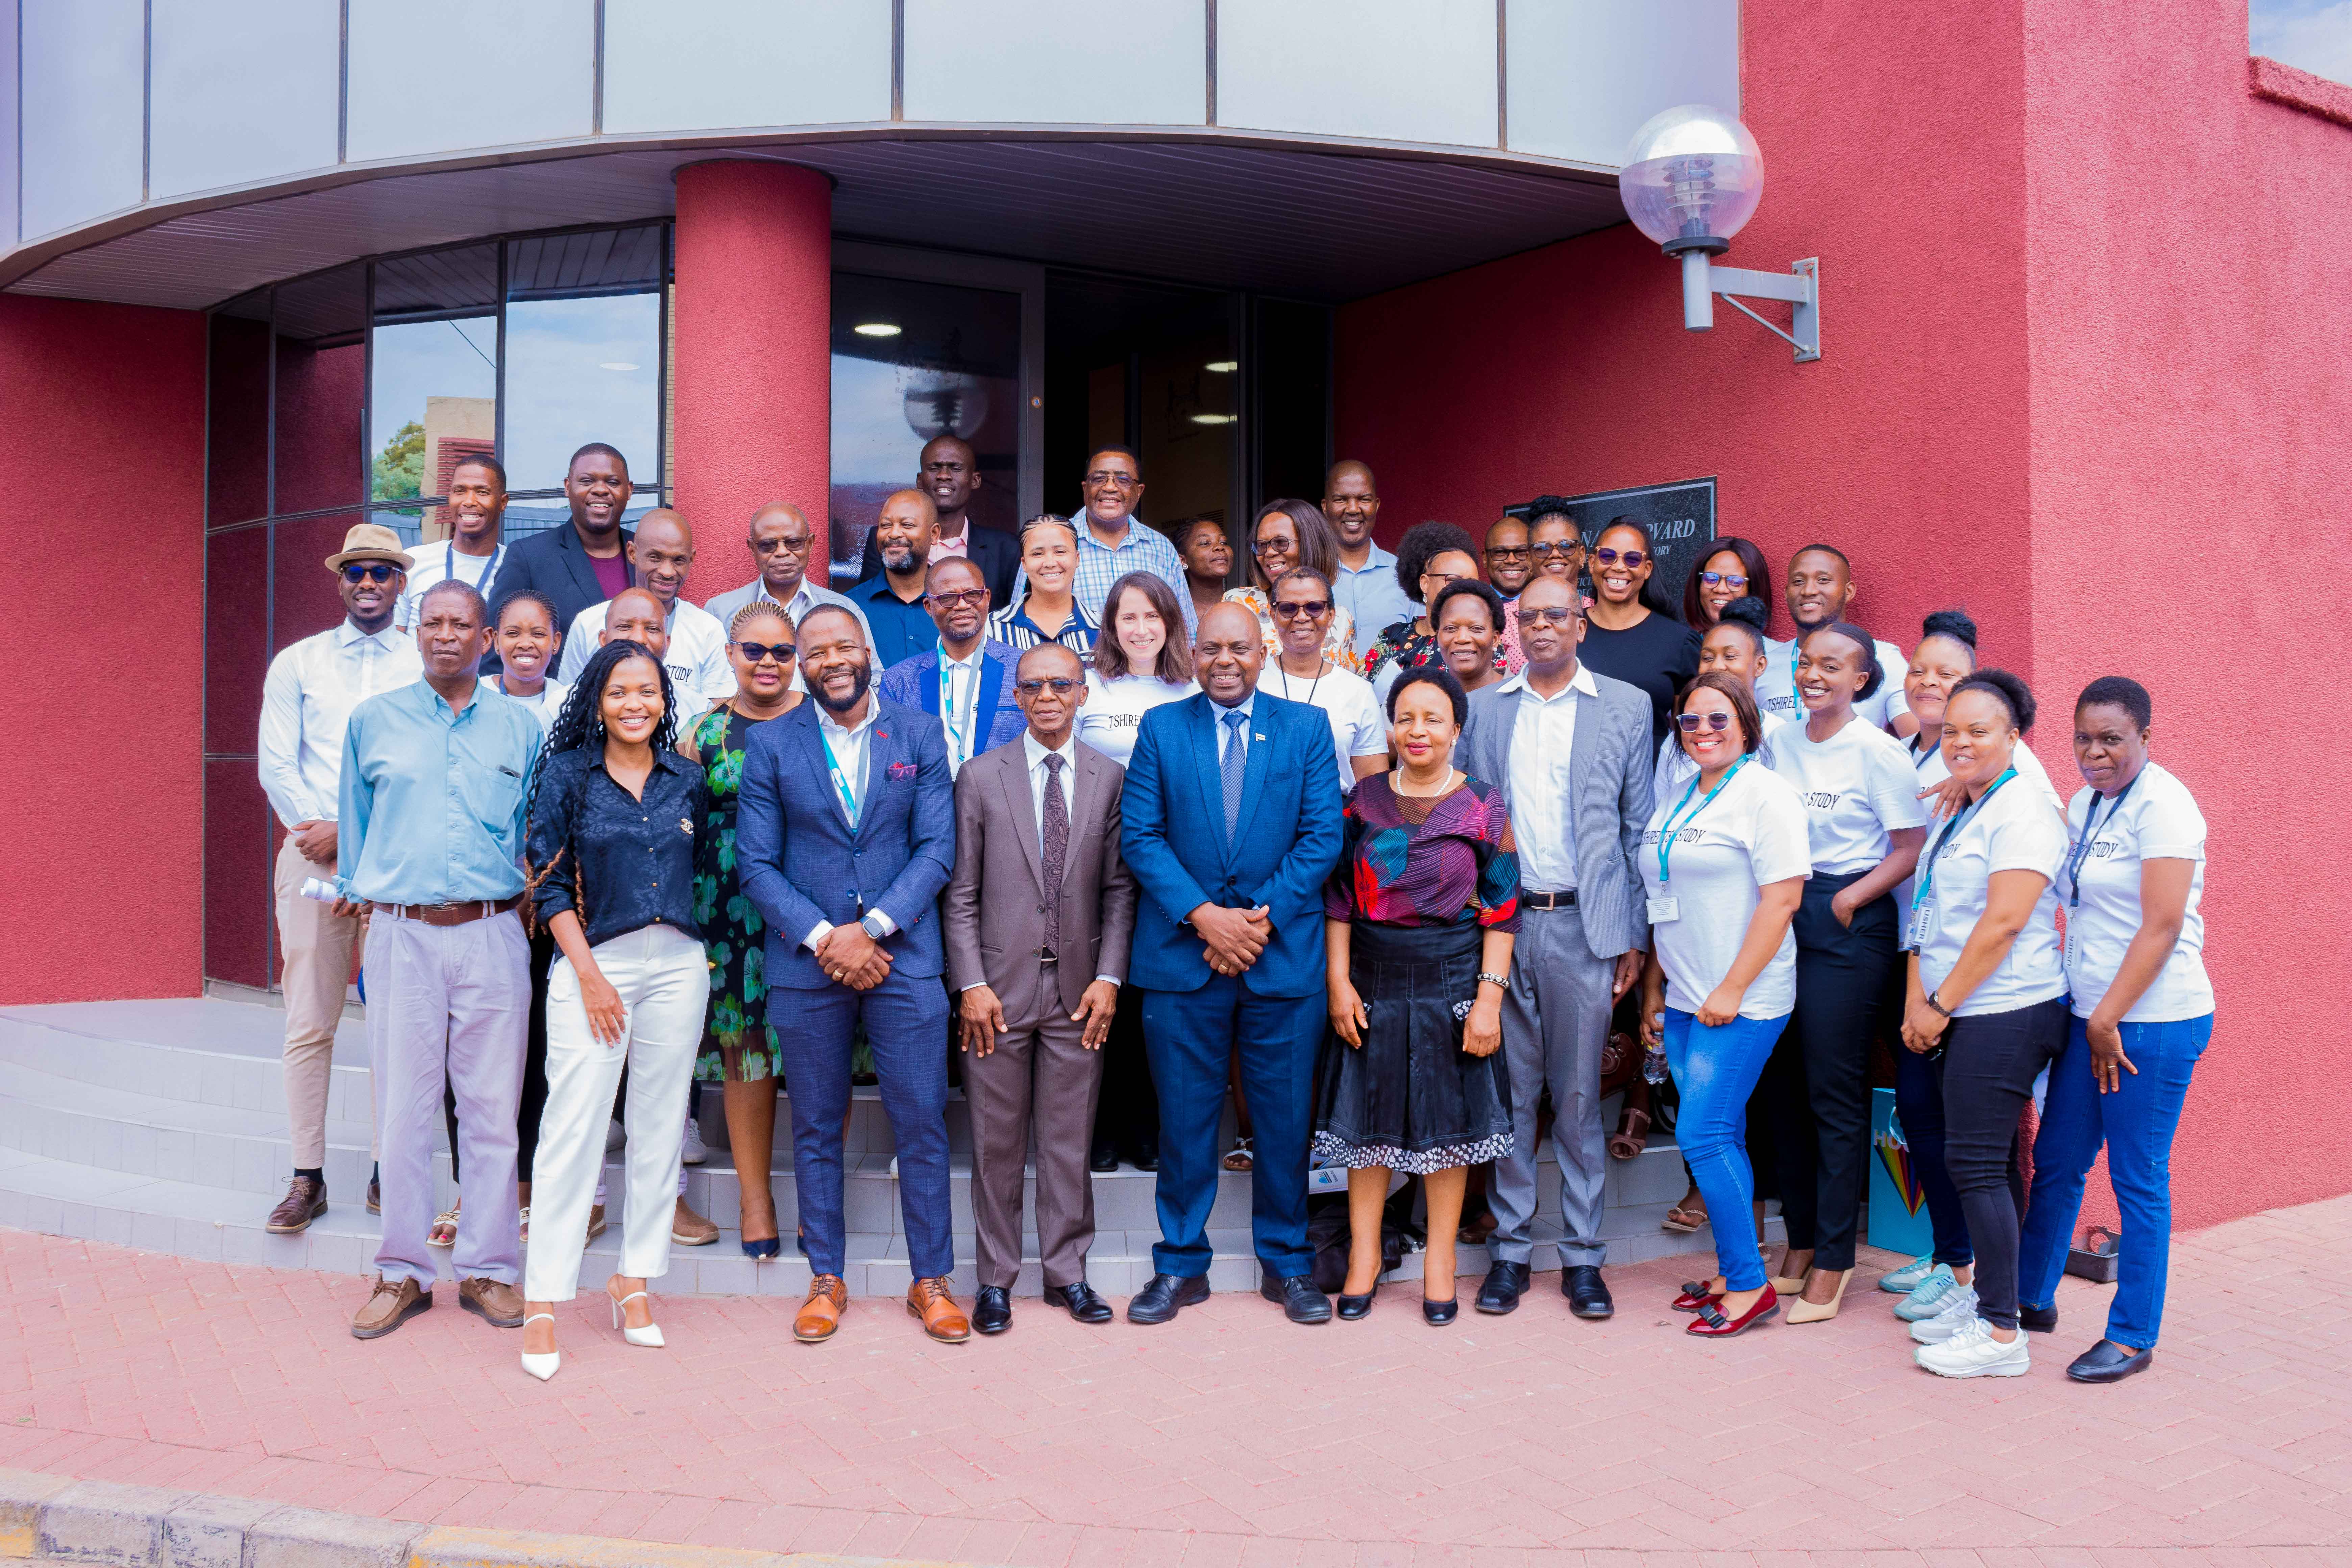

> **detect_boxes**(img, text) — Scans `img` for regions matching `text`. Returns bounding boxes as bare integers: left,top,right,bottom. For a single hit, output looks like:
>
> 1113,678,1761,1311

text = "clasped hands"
815,923,892,991
959,978,1120,1056
1191,903,1271,978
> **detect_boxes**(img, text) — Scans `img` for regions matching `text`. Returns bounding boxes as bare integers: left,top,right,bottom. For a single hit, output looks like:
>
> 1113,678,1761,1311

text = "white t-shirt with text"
1261,663,1388,797
1638,760,1813,1020
1757,634,1911,731
1912,773,2069,1017
1075,671,1197,769
1767,714,1930,875
2059,761,2213,1023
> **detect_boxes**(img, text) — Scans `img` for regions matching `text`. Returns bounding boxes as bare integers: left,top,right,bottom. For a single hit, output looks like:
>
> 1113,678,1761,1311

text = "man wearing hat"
257,523,423,1235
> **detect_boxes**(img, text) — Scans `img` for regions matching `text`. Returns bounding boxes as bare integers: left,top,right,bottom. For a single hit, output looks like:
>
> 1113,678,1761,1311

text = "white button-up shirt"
802,697,899,951
258,620,425,827
1021,729,1120,985
1499,660,1600,892
939,643,988,776
1212,691,1258,764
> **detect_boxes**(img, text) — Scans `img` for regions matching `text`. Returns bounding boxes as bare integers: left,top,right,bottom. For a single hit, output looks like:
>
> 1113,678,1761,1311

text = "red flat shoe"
1671,1281,1720,1313
1687,1291,1779,1337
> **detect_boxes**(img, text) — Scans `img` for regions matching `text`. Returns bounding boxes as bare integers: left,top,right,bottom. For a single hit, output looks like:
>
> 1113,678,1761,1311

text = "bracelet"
1476,971,1509,989
1925,990,1953,1017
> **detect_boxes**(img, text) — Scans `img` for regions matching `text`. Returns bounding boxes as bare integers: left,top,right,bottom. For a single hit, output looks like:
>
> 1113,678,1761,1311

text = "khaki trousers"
273,837,366,1169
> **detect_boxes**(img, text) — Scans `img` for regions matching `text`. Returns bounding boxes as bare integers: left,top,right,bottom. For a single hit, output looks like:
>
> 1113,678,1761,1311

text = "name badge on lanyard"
2059,772,2135,971
1649,754,1748,924
819,728,861,828
940,660,972,768
1909,766,2016,950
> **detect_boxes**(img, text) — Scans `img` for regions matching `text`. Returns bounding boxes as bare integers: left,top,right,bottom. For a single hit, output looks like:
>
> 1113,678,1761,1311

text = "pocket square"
887,761,918,780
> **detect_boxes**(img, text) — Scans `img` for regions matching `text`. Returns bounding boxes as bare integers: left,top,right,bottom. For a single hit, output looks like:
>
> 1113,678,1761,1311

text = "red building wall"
1337,1,2351,1229
0,295,207,1003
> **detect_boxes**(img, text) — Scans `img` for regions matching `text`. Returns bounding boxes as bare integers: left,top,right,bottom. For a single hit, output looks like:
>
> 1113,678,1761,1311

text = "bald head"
875,488,940,579
745,502,818,595
628,507,696,609
1193,601,1267,708
603,585,669,658
1322,459,1380,552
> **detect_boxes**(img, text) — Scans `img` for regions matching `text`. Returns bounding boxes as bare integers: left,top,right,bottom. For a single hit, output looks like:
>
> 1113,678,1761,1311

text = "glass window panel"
502,293,663,495
1250,298,1331,508
204,756,276,989
830,271,1023,589
370,245,498,521
207,300,271,527
274,265,367,517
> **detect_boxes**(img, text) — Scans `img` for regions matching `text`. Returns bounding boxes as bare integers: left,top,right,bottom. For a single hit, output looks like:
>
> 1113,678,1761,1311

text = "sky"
2252,0,2352,83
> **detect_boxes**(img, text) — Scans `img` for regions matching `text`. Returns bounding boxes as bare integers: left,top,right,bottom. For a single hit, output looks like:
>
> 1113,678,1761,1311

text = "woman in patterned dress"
1316,664,1521,1325
679,601,803,1258
1223,498,1361,673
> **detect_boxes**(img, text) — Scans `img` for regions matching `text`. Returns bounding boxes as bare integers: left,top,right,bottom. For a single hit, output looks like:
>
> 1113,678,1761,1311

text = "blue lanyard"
817,727,861,825
2062,769,2138,909
1656,754,1748,884
939,659,971,765
1912,766,2017,912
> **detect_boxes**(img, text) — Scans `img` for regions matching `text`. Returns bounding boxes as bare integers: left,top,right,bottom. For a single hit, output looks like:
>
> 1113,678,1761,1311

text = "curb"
0,1470,982,1568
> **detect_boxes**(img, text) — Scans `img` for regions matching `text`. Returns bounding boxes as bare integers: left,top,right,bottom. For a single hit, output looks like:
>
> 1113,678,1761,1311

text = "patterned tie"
1220,707,1248,839
1041,754,1068,959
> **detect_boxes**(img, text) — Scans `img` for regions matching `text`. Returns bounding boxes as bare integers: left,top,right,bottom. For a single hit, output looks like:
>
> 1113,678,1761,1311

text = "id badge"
1646,895,1680,924
2062,920,2079,973
1907,898,1936,950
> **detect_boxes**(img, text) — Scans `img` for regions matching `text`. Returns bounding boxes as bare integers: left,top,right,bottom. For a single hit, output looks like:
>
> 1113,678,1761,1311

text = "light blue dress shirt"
1336,542,1420,659
337,681,542,905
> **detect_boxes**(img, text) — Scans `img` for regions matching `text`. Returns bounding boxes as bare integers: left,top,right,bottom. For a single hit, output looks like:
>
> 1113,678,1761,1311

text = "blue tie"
1221,708,1248,839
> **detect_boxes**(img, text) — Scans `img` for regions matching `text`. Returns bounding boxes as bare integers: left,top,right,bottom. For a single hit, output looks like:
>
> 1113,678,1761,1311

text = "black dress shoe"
1261,1274,1332,1324
1130,1136,1159,1172
2018,1301,2059,1332
1127,1272,1210,1324
972,1285,1012,1335
1422,1296,1459,1325
1336,1282,1378,1320
1476,1260,1530,1314
1088,1140,1119,1174
1562,1265,1614,1320
1046,1281,1114,1324
2067,1338,2153,1383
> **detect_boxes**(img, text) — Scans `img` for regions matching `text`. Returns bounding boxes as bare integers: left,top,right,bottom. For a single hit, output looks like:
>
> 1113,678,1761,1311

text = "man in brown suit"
945,643,1138,1333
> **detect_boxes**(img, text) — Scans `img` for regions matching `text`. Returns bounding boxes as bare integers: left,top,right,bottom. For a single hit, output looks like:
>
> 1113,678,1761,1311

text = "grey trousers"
964,1007,1104,1290
366,908,530,1290
1491,903,1617,1268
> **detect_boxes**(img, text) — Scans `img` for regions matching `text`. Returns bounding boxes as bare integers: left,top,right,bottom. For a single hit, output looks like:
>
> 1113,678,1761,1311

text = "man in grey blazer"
1455,574,1655,1320
946,643,1137,1334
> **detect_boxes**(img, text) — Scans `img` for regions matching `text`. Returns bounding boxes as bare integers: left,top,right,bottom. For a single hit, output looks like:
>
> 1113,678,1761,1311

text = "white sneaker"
681,1115,708,1166
1915,1316,2030,1378
1894,1266,1962,1321
1879,1253,1938,1294
1908,1286,1982,1343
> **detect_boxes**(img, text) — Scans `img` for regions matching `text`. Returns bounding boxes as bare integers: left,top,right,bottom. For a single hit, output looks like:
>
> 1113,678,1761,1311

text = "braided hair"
521,639,677,934
704,600,798,727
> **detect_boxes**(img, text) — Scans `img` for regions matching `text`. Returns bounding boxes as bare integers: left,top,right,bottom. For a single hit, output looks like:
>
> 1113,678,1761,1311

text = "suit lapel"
917,652,943,716
1567,675,1599,823
860,714,888,839
975,647,1008,737
1230,700,1273,864
1187,697,1231,858
1066,746,1103,850
999,746,1045,893
799,712,855,835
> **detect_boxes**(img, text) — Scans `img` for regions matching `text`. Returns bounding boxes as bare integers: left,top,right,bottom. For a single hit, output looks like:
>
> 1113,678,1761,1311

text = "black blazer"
856,523,1020,608
498,522,636,637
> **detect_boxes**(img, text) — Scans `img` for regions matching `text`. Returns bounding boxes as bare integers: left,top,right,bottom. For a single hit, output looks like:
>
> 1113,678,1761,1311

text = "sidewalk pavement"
0,1195,2346,1568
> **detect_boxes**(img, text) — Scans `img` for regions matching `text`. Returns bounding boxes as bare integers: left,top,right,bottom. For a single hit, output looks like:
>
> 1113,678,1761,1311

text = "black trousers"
1935,996,2069,1331
1763,871,1898,1272
1091,985,1159,1158
446,927,555,1186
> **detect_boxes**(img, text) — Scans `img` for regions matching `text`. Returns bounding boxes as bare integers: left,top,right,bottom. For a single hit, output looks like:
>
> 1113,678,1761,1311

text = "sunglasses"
1675,711,1736,732
340,562,400,584
1015,677,1080,694
926,588,988,609
1699,570,1748,590
1528,541,1583,559
1519,606,1580,627
1271,599,1331,619
1593,547,1647,568
736,641,796,664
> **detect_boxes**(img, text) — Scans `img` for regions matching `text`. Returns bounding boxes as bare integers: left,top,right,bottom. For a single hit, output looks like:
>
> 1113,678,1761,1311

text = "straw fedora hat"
323,522,415,572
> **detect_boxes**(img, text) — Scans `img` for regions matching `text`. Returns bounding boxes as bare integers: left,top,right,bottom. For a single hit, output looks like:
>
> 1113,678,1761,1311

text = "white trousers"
524,924,710,1302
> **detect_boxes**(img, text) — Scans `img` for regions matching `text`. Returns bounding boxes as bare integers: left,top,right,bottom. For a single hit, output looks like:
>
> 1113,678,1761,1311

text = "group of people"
256,437,2210,1387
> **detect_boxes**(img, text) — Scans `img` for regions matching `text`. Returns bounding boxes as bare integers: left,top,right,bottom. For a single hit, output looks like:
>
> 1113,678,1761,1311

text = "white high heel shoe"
519,1313,559,1381
609,1288,664,1348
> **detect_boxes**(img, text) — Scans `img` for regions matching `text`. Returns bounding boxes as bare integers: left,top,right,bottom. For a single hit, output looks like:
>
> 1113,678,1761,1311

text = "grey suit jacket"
944,734,1138,1029
1458,665,1656,959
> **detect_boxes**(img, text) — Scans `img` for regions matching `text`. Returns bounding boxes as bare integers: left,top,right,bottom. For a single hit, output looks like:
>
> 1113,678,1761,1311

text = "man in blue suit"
875,556,1025,778
1120,602,1345,1325
735,604,968,1346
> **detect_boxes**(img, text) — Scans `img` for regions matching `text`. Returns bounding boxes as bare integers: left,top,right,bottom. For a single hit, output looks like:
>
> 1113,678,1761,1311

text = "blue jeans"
1664,1007,1785,1293
2019,1012,2211,1349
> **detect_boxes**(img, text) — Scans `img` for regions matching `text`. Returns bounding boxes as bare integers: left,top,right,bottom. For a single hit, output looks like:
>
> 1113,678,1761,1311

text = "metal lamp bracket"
1677,252,1820,363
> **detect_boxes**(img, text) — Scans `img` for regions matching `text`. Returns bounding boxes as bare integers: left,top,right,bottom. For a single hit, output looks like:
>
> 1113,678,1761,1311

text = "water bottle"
299,877,340,905
1642,1043,1667,1085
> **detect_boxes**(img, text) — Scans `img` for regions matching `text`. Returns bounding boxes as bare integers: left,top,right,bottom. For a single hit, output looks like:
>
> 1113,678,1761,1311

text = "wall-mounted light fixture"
1620,105,1819,363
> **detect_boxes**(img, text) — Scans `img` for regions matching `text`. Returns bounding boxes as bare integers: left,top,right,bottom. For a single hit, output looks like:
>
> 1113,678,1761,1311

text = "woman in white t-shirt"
1636,673,1809,1338
1259,569,1387,797
2015,677,2212,1385
1900,670,2070,1380
1761,620,1928,1323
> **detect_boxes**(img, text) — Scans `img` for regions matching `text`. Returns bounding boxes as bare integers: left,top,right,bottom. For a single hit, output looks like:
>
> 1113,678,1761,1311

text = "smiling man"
1755,543,1916,737
555,509,729,710
856,436,1021,604
400,454,512,635
876,555,1026,778
495,443,636,635
848,488,951,668
1068,445,1195,639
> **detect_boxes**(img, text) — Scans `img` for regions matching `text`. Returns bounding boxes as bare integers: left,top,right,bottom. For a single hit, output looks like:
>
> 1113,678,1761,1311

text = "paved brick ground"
0,1195,2344,1568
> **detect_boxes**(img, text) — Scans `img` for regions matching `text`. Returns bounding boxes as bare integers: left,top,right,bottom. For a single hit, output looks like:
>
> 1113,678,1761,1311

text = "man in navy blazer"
735,604,967,1345
1119,602,1344,1325
875,556,1025,777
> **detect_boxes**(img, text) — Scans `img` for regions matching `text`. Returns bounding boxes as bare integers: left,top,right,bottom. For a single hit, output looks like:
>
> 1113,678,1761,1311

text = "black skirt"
1312,920,1514,1175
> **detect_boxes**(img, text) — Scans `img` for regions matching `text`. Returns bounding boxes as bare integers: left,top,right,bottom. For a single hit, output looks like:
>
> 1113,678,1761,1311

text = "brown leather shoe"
459,1277,525,1328
671,1196,719,1247
265,1175,327,1234
350,1276,430,1339
794,1275,848,1343
907,1277,971,1343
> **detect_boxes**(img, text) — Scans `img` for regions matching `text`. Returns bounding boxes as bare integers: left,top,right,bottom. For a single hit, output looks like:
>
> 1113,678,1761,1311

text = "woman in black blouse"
518,640,714,1381
1578,516,1701,746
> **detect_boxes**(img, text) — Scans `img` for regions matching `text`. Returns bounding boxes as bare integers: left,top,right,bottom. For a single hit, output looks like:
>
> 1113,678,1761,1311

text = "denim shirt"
525,745,713,948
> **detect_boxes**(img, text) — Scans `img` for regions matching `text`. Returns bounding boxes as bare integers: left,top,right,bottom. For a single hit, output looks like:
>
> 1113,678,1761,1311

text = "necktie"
1220,707,1248,839
1041,754,1068,958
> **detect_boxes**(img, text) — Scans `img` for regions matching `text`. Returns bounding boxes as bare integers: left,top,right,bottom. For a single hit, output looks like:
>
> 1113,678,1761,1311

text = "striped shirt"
1071,515,1197,641
987,596,1099,654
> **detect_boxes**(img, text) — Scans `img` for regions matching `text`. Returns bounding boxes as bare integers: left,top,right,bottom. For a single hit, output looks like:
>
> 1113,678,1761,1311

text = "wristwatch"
858,912,888,941
1476,972,1509,989
1925,990,1953,1017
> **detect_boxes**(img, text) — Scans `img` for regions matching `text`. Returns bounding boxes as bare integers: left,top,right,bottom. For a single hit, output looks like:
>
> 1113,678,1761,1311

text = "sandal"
1223,1137,1254,1172
1608,1106,1651,1162
426,1208,459,1248
517,1207,531,1245
1456,1210,1498,1246
1661,1194,1707,1234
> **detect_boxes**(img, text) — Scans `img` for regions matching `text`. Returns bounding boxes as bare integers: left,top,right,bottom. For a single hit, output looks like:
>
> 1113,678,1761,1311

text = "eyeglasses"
1485,545,1531,560
1271,599,1331,619
1519,606,1581,627
735,641,796,664
1593,547,1647,568
341,563,399,584
1083,472,1140,489
1250,537,1295,556
926,588,989,609
1675,711,1735,733
1421,570,1469,588
1015,677,1080,694
1527,541,1583,560
1699,570,1748,590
